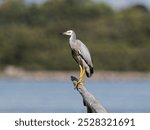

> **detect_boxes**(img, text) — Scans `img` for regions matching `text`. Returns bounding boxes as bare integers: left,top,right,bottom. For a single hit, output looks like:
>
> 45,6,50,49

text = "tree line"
0,0,150,71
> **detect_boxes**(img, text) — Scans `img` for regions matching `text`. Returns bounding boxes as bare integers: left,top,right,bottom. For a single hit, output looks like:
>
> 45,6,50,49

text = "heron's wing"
76,40,93,68
71,49,79,64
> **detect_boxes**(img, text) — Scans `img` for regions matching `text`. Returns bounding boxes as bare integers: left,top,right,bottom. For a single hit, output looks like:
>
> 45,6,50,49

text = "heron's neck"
69,32,76,43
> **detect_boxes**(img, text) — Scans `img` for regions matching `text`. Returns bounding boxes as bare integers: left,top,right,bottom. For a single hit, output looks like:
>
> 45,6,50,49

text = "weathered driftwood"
71,76,107,113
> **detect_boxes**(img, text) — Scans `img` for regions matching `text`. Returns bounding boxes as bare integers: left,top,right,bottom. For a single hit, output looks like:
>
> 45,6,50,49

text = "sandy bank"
0,66,150,81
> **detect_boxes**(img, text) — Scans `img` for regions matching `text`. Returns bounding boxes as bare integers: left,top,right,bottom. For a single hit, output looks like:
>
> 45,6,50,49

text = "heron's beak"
62,32,68,35
60,31,68,35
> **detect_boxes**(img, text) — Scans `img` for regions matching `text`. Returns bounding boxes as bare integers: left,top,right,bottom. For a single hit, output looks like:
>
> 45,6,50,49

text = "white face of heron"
62,30,73,36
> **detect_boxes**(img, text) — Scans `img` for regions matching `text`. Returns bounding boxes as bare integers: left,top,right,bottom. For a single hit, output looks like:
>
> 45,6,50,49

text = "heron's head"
61,30,74,36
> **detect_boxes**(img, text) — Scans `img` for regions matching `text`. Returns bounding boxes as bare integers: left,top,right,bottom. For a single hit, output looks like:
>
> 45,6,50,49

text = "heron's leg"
80,67,85,82
75,65,85,88
79,65,83,79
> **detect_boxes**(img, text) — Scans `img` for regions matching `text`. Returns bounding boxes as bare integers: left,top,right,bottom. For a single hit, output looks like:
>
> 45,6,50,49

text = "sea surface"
0,78,150,113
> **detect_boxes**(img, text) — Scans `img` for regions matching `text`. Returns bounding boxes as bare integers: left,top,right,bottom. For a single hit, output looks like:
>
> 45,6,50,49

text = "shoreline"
0,67,150,81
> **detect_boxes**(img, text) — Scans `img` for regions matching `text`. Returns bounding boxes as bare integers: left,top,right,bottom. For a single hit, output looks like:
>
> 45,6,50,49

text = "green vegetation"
0,0,150,71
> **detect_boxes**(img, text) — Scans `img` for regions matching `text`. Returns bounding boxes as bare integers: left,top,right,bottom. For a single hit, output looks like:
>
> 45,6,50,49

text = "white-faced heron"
61,30,94,88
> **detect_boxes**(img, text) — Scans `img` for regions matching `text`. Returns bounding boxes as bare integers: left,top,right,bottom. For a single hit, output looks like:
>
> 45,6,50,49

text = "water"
0,78,150,113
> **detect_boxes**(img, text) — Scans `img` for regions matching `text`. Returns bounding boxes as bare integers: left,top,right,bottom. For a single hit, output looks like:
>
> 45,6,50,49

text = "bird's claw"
74,80,83,89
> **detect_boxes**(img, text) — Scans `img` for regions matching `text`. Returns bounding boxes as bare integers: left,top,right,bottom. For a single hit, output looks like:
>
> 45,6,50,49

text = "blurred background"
0,0,150,113
0,0,149,71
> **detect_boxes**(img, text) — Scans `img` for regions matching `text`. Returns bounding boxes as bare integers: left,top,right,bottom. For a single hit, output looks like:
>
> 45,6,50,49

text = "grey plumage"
62,30,94,78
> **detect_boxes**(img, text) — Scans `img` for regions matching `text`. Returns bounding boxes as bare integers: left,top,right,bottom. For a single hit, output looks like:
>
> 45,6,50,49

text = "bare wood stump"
71,76,107,113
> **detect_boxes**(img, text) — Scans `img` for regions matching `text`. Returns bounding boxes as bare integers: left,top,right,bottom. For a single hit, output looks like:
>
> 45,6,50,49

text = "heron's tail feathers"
86,66,94,78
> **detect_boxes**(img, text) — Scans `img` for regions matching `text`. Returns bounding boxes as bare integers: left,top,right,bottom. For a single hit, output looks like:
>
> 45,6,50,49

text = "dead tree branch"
71,76,107,113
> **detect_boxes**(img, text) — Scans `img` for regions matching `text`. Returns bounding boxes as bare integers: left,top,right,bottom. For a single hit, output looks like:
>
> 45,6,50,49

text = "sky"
95,0,150,10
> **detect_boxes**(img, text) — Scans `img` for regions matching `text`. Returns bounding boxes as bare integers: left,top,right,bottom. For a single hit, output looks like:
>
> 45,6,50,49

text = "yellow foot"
74,80,83,89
